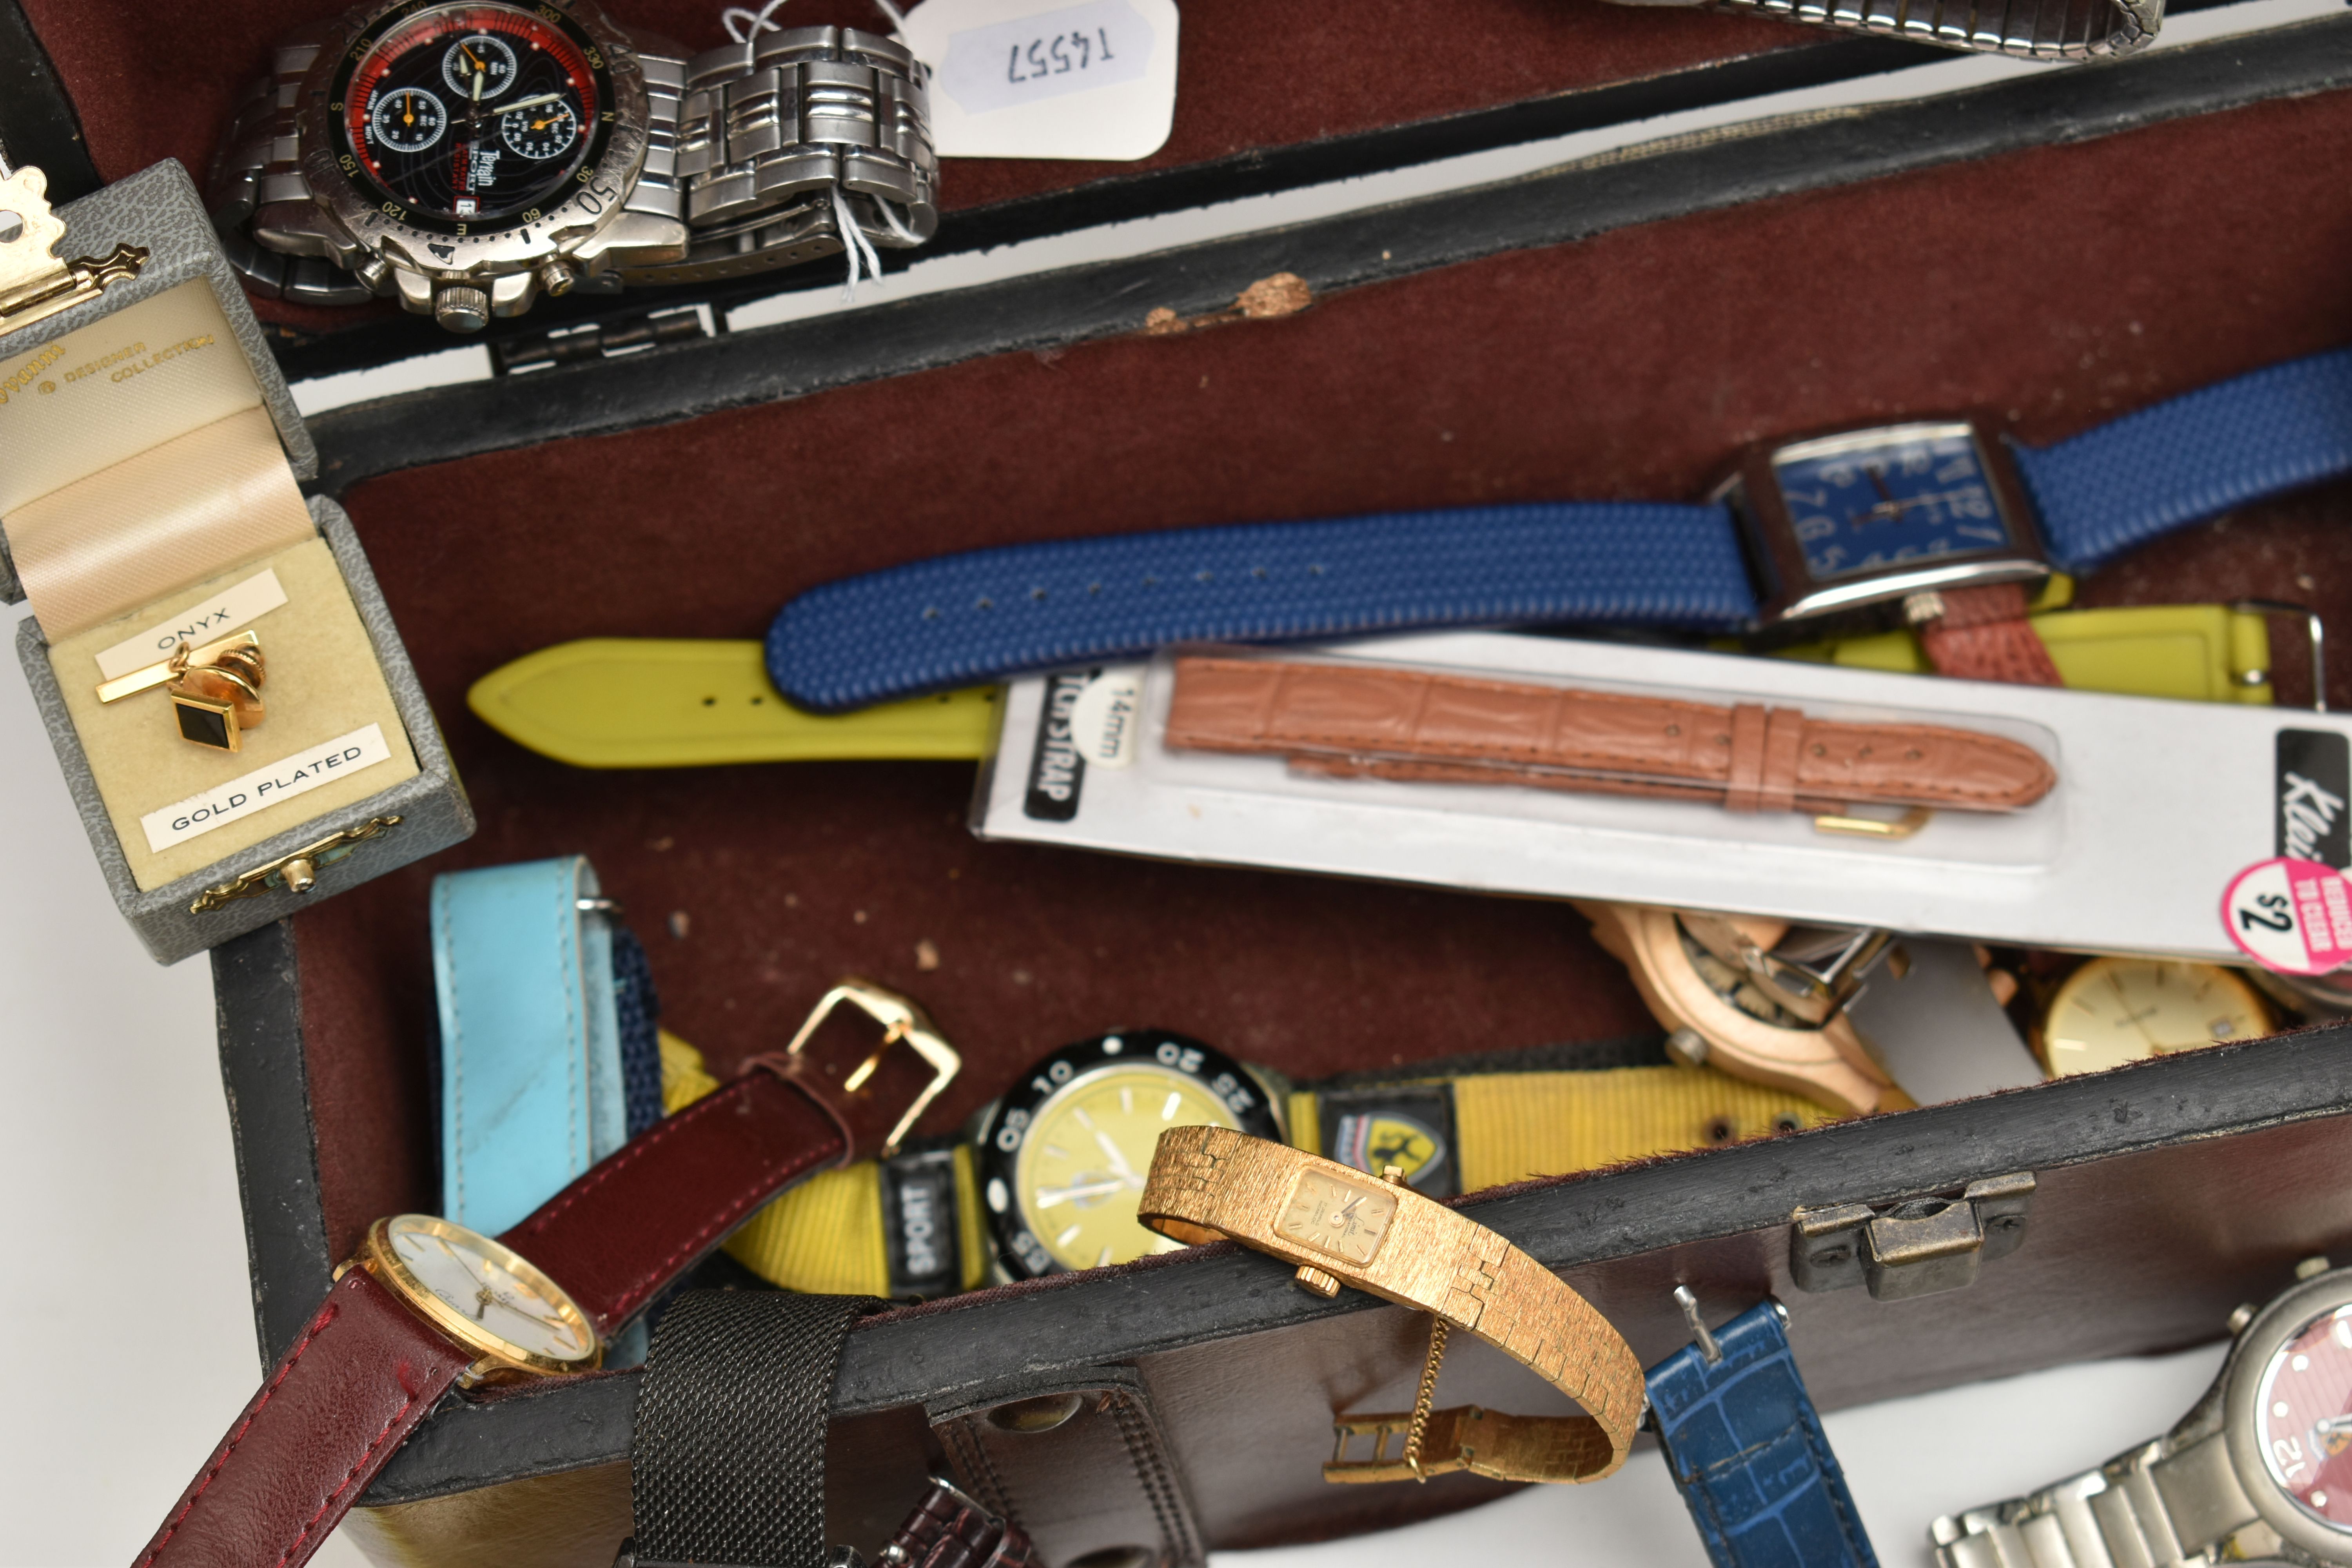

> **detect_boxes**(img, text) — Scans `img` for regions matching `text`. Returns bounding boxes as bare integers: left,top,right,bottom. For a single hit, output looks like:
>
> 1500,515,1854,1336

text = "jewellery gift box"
16,0,2352,1563
0,162,471,964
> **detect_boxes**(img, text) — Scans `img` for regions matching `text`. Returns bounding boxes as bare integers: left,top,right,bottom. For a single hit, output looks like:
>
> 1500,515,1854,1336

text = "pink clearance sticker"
2221,857,2352,975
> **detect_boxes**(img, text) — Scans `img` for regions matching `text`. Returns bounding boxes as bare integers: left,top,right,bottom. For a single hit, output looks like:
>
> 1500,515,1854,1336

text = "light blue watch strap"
766,502,1753,711
1647,1298,1878,1568
432,856,628,1238
2013,345,2352,575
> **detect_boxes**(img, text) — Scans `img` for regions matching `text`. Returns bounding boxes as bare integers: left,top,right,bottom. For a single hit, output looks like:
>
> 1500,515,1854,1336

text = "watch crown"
2228,1302,2257,1334
537,256,579,298
434,283,491,333
2296,1254,2335,1281
1294,1265,1341,1298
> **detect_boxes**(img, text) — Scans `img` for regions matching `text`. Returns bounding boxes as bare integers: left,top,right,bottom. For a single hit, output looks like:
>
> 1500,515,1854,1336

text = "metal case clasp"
0,164,148,338
1789,1172,2035,1300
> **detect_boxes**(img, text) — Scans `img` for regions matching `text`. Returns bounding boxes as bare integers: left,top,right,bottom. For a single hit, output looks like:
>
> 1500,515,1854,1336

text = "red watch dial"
334,2,608,230
2258,1303,2352,1533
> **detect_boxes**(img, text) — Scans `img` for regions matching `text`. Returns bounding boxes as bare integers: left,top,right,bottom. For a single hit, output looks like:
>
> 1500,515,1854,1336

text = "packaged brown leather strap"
1163,655,2057,815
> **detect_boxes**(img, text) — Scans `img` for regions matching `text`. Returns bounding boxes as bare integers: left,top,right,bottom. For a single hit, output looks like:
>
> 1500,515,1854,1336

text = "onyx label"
2276,730,2350,869
1023,670,1098,821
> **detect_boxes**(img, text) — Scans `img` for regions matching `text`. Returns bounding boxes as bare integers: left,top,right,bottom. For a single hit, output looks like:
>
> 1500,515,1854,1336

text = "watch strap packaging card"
974,633,2352,962
0,160,470,963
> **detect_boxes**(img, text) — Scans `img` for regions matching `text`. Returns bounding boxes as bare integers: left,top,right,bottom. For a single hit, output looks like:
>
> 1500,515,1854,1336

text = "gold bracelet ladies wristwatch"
1138,1126,1645,1486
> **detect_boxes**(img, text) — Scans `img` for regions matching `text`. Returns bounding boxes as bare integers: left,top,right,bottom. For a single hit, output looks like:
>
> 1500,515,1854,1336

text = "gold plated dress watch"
1138,1126,1646,1487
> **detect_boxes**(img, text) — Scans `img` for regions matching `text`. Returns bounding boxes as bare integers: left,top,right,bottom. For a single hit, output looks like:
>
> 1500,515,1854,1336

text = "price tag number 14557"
1006,27,1116,82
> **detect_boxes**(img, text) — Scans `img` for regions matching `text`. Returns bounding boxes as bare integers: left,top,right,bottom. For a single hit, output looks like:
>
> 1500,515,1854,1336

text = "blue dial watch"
1647,1290,1879,1568
767,346,2352,711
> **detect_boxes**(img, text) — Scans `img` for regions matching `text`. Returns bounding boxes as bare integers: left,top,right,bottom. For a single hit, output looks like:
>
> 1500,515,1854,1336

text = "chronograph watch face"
976,1032,1285,1279
1722,419,2053,629
294,0,648,317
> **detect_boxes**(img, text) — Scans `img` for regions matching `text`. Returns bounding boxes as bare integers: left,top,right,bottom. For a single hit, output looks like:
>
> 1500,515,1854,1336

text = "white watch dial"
382,1215,594,1365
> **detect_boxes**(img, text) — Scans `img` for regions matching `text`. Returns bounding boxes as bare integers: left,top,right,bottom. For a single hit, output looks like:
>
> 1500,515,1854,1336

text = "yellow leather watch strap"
1285,1064,1844,1195
1765,599,2274,704
474,601,2272,774
656,1031,986,1296
468,639,998,768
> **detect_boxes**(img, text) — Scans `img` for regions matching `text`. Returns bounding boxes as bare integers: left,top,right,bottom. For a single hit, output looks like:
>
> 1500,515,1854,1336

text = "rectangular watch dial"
1278,1168,1398,1265
1768,424,2018,585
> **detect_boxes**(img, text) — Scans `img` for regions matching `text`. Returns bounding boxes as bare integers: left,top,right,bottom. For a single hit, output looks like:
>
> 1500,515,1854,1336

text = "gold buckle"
1813,806,1932,841
783,979,960,1158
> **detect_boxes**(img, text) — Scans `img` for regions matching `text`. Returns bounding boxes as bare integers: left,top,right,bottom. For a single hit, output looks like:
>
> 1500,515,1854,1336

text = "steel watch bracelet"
206,23,936,303
1930,1430,2267,1567
1704,0,2160,59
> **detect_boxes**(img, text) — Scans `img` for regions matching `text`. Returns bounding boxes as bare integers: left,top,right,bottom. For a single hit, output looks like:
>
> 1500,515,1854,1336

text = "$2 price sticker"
2221,856,2352,975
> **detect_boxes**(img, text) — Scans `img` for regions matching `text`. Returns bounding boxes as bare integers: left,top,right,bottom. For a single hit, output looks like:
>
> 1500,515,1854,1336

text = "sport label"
2221,855,2352,975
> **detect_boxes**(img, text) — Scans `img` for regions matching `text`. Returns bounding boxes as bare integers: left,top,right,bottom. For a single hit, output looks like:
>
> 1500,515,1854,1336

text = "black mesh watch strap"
628,1290,878,1568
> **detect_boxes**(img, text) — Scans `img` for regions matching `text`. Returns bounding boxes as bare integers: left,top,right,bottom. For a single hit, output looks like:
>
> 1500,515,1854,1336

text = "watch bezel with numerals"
1719,419,2053,632
296,0,652,294
2225,1264,2352,1559
974,1031,1285,1281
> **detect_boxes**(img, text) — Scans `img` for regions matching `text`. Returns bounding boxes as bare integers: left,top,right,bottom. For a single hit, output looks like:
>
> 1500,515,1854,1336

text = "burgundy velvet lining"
21,0,1816,330
263,86,2352,1257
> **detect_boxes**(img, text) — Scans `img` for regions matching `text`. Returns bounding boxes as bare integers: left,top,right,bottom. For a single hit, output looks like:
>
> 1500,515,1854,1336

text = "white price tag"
900,0,1178,161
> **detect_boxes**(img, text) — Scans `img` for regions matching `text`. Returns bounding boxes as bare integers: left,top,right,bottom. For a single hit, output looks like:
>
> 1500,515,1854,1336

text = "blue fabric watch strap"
2014,345,2352,575
1646,1299,1878,1568
766,503,1753,711
432,856,630,1237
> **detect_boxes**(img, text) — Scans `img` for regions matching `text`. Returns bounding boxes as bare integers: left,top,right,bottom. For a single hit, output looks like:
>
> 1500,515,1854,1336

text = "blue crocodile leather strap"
432,856,628,1237
766,503,1753,711
1646,1300,1878,1568
2014,345,2352,575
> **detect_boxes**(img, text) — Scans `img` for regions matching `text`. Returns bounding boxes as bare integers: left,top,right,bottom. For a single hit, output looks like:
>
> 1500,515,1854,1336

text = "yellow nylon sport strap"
659,1034,1843,1296
1287,1066,1843,1195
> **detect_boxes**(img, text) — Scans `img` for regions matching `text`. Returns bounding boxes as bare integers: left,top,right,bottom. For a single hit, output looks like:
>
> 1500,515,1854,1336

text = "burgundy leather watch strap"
880,1481,1045,1568
132,1270,473,1568
501,1069,851,1335
1914,583,2065,686
138,1047,916,1568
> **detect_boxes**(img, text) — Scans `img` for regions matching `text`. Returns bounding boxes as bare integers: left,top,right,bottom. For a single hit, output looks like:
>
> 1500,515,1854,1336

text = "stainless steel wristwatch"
1932,1258,2352,1566
207,0,937,330
1602,0,2159,60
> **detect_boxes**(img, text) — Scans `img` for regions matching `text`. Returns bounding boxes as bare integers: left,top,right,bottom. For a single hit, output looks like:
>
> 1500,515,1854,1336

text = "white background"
0,592,2234,1566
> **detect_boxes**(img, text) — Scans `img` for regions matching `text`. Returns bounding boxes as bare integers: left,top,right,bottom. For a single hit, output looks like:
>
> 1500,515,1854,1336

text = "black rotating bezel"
326,1,618,238
976,1031,1283,1280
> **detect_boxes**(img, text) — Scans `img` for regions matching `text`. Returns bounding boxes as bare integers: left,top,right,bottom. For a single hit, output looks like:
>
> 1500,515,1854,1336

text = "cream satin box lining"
0,160,472,965
973,631,2346,963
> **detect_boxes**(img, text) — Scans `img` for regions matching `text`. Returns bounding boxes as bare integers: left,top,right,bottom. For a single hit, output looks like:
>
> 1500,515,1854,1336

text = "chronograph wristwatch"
1932,1258,2352,1566
764,346,2352,712
208,0,938,330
